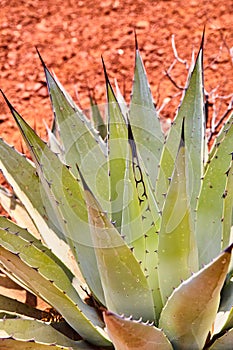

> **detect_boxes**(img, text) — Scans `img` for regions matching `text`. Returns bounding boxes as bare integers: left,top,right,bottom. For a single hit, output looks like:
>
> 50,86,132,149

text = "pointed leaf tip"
36,47,47,70
225,242,233,254
101,55,109,84
134,29,138,50
0,89,15,113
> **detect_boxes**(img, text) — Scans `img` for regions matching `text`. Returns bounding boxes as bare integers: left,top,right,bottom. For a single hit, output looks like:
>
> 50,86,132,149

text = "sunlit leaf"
81,171,156,322
158,125,198,304
159,244,233,349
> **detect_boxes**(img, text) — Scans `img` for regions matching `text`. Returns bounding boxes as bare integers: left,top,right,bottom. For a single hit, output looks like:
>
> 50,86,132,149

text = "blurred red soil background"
0,0,232,306
0,0,233,148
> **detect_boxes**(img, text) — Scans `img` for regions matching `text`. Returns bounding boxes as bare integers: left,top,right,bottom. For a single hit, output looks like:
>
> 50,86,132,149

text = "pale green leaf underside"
0,319,97,349
159,245,232,349
0,138,72,264
103,311,173,350
0,186,39,238
114,78,128,121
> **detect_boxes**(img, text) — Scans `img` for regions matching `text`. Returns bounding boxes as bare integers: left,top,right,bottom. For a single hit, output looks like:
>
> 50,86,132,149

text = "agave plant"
0,34,232,349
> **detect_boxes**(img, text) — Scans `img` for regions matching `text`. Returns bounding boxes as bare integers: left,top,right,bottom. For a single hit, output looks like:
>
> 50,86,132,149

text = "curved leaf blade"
196,120,233,267
159,244,233,350
156,37,205,211
103,60,128,229
103,311,173,350
121,124,162,320
81,172,156,322
40,56,109,210
0,186,39,238
0,94,105,306
0,294,45,320
0,319,98,349
158,129,198,304
129,47,164,190
0,229,110,346
0,138,79,276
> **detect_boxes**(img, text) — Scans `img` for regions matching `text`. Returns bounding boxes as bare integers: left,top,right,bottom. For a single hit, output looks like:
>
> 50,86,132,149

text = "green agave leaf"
80,171,156,322
0,186,39,238
156,36,205,211
208,328,233,350
159,244,233,350
0,138,77,275
89,94,107,140
121,124,162,320
0,319,99,349
0,216,73,280
0,339,68,350
222,157,233,249
114,78,128,121
103,59,128,229
44,120,65,162
0,294,45,320
129,44,164,190
1,94,105,306
103,311,173,350
158,127,198,304
0,241,110,347
39,54,109,210
196,119,233,267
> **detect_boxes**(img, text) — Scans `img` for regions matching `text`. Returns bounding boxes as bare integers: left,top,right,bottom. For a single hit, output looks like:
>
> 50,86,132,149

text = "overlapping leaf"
40,55,109,212
103,311,173,350
121,123,162,320
158,125,198,304
209,328,233,350
103,60,128,229
129,45,164,191
0,223,110,346
81,171,156,322
159,244,233,349
196,116,233,267
0,94,106,307
156,36,205,212
0,319,99,349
